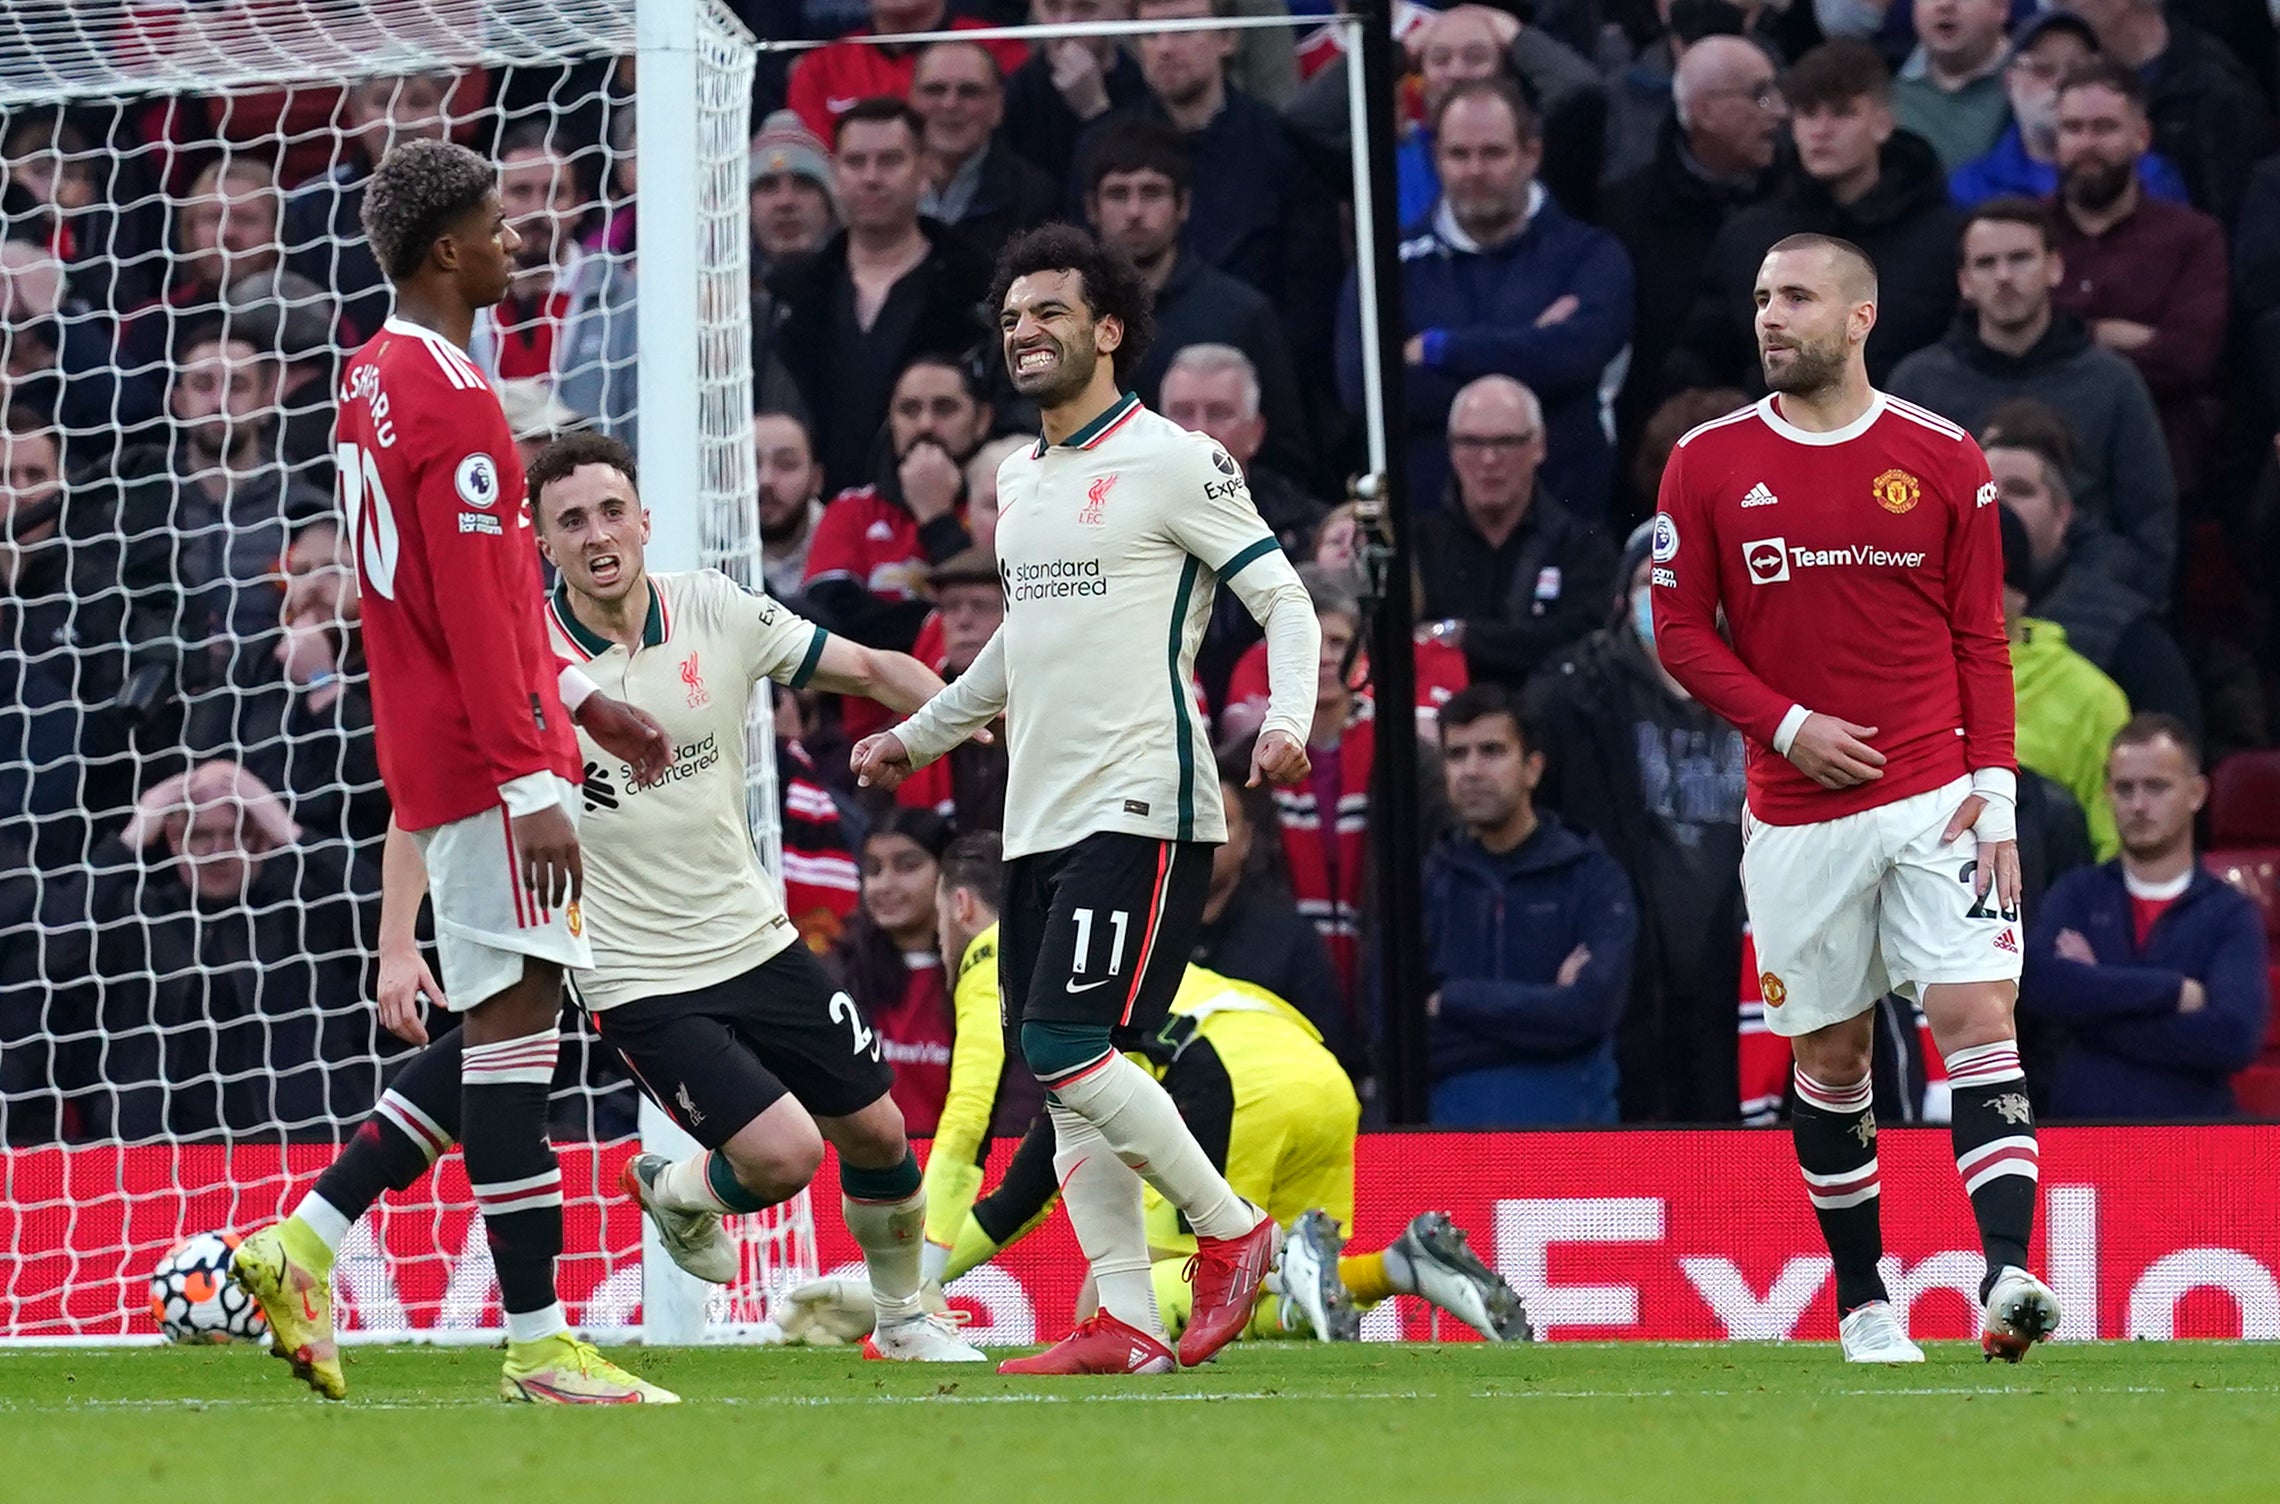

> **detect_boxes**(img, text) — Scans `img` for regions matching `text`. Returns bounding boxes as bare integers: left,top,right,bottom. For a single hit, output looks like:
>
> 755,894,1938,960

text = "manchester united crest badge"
1871,468,1921,515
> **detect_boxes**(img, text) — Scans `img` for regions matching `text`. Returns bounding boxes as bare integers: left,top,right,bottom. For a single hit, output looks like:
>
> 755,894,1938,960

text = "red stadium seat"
2204,849,2280,939
2208,852,2280,1116
2210,753,2280,848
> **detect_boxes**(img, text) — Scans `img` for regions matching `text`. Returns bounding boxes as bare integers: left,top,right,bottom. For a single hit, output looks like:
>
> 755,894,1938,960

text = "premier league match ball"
148,1232,269,1345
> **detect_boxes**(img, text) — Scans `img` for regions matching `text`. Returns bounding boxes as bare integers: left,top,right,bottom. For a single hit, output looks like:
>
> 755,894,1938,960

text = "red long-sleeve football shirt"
1650,392,2015,826
336,317,580,831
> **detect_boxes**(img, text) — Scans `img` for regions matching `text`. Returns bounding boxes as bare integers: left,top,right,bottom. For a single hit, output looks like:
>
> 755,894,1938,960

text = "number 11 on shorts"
1072,907,1130,977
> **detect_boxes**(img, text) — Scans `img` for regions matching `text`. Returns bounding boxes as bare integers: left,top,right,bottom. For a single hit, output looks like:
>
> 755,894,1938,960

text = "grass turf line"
6,1342,2270,1504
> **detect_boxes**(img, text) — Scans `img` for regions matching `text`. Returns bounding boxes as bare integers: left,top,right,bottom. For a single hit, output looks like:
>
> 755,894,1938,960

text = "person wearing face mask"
1523,519,1748,1122
1947,12,2189,208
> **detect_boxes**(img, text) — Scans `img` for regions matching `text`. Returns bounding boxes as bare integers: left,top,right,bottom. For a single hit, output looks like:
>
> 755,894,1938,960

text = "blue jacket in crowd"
1423,811,1637,1126
1336,190,1634,517
2022,861,2271,1119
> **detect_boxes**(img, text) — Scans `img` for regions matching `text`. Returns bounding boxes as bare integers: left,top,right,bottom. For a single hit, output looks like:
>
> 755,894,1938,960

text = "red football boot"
996,1312,1177,1376
1178,1213,1278,1367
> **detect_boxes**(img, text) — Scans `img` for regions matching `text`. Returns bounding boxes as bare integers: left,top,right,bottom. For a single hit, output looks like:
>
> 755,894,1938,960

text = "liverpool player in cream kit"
854,224,1321,1375
235,430,990,1392
1653,233,2059,1363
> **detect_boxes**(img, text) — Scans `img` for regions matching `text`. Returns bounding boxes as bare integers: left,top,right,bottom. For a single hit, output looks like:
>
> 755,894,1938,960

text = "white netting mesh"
0,0,812,1343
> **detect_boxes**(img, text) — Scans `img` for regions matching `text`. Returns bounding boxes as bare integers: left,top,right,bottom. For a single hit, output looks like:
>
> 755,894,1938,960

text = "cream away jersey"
894,395,1319,859
545,568,828,1009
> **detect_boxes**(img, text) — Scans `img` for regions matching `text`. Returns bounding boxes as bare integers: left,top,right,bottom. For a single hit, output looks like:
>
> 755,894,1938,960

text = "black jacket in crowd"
1669,129,1961,393
1526,625,1748,1123
1598,116,1777,446
1413,486,1617,688
764,221,994,495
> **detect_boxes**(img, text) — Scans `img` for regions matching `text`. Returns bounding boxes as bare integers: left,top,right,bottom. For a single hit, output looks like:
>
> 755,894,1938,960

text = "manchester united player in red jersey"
1652,234,2060,1366
228,140,675,1404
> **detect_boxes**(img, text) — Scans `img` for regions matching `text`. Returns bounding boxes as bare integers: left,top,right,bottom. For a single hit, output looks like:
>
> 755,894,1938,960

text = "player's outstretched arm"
377,816,445,1045
884,628,1010,765
803,636,954,720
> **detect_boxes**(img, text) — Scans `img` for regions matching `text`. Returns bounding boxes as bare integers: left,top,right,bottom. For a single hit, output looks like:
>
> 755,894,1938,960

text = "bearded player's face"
1753,248,1860,396
1001,269,1108,406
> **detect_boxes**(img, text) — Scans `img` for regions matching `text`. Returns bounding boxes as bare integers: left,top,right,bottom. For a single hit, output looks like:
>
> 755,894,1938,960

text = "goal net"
0,0,814,1344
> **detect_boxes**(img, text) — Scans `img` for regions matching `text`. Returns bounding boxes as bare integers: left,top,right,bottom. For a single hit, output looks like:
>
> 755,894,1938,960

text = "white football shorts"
411,774,593,1010
1741,776,2022,1038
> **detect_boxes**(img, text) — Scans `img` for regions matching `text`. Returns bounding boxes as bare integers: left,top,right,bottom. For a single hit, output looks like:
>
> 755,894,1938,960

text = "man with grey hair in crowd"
1412,373,1615,689
1602,34,1783,448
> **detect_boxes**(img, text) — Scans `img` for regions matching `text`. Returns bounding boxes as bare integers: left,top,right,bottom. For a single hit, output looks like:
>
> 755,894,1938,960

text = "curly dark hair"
528,431,638,523
360,138,497,283
986,222,1155,389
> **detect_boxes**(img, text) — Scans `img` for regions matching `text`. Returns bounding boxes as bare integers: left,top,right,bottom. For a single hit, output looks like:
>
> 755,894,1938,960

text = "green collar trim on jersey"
1167,554,1202,841
1033,391,1142,457
550,579,667,657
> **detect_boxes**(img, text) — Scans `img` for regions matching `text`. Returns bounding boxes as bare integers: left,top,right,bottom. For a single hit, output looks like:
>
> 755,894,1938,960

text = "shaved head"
1766,233,1880,307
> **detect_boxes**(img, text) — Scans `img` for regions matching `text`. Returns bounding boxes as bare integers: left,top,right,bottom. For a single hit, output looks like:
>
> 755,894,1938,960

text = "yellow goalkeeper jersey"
921,922,1005,1247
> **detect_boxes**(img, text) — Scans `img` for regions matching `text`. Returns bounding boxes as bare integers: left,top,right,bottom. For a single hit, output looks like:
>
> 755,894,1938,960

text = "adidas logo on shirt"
1741,482,1779,508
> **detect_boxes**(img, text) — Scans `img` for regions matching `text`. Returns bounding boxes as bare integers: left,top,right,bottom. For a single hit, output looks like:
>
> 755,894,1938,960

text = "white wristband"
1770,704,1811,758
498,771,559,818
1968,768,2017,843
557,663,597,713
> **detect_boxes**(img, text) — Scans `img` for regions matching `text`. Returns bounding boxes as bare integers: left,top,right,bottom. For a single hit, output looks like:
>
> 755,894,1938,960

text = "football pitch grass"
7,1341,2273,1503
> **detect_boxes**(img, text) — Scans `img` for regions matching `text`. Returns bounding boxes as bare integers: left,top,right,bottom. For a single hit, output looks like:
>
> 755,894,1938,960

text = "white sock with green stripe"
1046,1050,1256,1242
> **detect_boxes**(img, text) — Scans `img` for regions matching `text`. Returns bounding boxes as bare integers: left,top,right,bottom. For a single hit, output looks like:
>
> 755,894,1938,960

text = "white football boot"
1839,1299,1926,1363
1981,1267,2061,1363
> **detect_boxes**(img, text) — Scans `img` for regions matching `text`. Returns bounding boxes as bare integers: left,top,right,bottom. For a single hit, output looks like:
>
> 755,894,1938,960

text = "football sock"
1944,1040,2039,1301
1049,1103,1161,1338
843,1152,927,1325
648,1150,767,1215
1792,1066,1888,1314
1042,1049,1257,1242
462,1026,565,1341
300,1031,466,1260
1343,1250,1400,1306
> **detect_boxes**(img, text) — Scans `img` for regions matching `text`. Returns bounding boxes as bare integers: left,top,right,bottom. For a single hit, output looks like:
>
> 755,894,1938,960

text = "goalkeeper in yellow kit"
782,832,1532,1345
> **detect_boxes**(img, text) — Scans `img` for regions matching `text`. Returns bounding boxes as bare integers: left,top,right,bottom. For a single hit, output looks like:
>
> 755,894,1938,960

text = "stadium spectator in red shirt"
1412,374,1617,689
764,99,995,494
831,808,957,1136
2048,60,2229,496
897,546,1008,832
787,0,1029,142
1653,232,2059,1364
801,351,990,655
2023,714,2271,1117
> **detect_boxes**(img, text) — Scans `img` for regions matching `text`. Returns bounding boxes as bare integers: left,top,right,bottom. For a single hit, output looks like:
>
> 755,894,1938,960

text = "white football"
148,1231,270,1345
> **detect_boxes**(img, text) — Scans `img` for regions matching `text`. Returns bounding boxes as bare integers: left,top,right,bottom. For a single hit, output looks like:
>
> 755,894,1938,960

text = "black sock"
1944,1041,2039,1301
1793,1067,1887,1314
313,1030,465,1218
462,1027,564,1326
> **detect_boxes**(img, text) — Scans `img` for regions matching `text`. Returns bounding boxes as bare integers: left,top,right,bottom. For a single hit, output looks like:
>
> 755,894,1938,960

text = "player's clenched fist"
1784,712,1887,790
851,730,915,791
1249,728,1311,788
578,692,672,786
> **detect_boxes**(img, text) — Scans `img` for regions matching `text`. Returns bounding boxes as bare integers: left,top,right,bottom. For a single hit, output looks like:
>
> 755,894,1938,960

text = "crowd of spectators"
4,0,2279,1143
